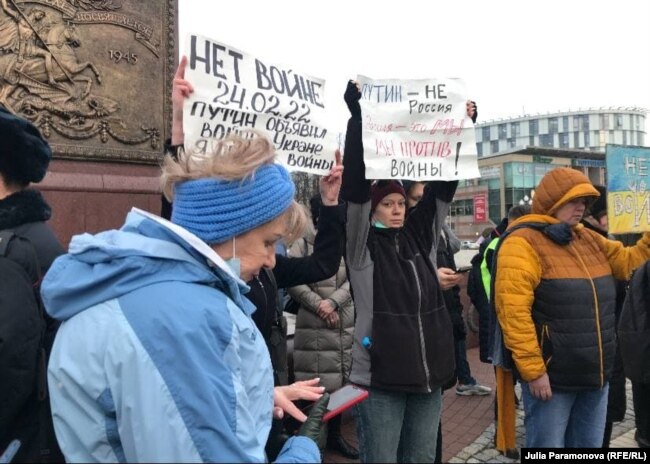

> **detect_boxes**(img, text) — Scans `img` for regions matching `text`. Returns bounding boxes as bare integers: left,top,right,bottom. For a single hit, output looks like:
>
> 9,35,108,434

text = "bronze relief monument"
0,0,176,163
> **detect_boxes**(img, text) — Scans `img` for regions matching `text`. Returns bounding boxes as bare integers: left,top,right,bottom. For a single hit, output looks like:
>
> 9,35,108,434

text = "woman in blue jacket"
41,60,330,464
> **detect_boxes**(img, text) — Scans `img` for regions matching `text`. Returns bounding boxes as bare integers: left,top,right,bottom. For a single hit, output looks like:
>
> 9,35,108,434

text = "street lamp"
519,190,535,206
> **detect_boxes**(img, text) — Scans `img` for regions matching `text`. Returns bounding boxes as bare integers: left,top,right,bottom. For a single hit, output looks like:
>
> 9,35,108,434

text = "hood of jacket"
532,167,600,216
42,209,252,321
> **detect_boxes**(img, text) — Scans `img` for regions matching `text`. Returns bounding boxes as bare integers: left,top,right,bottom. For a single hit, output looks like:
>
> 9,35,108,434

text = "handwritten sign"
357,76,479,181
183,35,336,174
606,144,650,233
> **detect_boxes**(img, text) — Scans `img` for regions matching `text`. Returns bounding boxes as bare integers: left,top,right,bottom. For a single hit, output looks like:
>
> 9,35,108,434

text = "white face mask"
225,236,241,277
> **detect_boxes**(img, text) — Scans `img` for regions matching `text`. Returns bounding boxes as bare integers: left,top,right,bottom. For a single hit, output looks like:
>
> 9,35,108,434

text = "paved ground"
323,346,640,463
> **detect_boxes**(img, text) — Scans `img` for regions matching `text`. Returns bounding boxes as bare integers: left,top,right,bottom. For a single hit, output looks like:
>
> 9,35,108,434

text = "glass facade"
502,161,559,213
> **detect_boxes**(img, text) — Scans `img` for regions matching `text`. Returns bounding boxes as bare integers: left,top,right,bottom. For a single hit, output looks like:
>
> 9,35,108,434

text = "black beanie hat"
0,106,52,185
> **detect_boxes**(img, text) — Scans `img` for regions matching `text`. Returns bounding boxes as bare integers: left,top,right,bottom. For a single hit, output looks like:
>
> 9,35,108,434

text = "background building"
450,107,647,239
475,107,646,157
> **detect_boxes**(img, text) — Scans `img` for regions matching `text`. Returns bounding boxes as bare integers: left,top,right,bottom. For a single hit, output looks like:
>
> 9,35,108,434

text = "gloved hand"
344,80,361,120
297,393,330,444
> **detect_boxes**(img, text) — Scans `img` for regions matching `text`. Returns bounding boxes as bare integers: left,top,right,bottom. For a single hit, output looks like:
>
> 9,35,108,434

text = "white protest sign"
183,35,336,175
358,76,479,180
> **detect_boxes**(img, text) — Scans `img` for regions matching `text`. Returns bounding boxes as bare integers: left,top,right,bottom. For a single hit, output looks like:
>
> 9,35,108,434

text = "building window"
600,114,609,130
476,143,483,156
529,135,535,146
450,199,473,217
574,132,580,147
615,114,623,129
508,138,517,148
559,133,569,148
482,126,491,140
511,122,520,137
562,116,569,131
623,131,627,145
540,134,553,147
548,118,558,134
491,140,500,153
529,120,539,135
498,124,507,140
574,115,589,131
584,131,590,147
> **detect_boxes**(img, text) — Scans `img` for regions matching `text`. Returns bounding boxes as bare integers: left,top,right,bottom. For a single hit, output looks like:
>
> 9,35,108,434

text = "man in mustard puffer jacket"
495,167,650,448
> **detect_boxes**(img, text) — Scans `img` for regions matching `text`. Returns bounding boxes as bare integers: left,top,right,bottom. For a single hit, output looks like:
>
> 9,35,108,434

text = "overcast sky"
179,0,650,137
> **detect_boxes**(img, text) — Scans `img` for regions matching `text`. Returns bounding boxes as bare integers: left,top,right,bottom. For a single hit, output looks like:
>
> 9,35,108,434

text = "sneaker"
456,383,492,396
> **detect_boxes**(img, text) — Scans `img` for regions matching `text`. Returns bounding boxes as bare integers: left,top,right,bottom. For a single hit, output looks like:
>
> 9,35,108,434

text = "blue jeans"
521,381,608,448
455,338,476,385
355,387,441,463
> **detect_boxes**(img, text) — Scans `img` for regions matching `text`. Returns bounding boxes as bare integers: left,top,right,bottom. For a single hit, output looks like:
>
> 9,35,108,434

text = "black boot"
329,436,360,460
327,415,359,459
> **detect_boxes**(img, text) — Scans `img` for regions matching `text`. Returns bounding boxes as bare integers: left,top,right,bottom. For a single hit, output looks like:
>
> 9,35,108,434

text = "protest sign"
358,76,479,180
183,35,336,174
606,144,650,234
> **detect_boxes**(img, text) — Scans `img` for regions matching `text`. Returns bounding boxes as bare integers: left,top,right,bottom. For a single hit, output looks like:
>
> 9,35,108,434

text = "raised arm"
405,180,458,253
340,80,370,204
171,55,193,146
1,0,19,19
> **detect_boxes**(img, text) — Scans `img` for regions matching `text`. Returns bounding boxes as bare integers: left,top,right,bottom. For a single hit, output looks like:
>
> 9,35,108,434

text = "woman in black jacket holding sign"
341,80,476,463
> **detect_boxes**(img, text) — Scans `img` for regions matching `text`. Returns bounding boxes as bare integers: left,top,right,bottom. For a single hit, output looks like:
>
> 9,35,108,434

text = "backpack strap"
487,222,551,373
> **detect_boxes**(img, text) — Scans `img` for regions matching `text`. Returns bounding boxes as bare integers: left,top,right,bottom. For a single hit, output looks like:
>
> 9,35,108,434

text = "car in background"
461,240,480,250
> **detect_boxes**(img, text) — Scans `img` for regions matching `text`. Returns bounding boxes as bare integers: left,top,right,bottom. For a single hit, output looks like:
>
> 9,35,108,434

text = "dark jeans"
455,338,476,385
633,381,650,446
356,387,441,463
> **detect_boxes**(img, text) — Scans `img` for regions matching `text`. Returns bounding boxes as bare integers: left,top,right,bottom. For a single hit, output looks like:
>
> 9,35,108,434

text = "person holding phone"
42,58,331,463
341,81,477,463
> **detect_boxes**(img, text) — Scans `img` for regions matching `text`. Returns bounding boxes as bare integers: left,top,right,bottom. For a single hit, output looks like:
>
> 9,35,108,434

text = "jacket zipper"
570,243,604,388
255,276,272,329
407,259,431,393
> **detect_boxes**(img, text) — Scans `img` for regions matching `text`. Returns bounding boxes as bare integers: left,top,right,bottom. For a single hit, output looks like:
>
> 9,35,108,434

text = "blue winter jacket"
41,209,319,463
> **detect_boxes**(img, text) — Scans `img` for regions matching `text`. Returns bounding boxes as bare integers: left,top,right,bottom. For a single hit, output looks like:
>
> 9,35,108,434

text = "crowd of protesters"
1,55,649,464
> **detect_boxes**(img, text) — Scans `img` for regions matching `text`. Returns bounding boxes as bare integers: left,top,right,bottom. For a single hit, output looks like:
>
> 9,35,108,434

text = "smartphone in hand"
322,385,369,422
455,265,472,273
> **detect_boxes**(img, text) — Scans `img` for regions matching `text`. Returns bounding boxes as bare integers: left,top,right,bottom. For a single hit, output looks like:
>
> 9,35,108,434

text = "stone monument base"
40,159,163,247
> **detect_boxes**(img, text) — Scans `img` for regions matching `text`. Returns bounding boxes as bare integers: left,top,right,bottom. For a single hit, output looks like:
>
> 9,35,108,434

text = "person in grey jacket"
340,81,477,463
288,195,357,459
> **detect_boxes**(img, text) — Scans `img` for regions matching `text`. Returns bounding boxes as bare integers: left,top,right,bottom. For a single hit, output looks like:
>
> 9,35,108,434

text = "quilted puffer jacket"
288,227,354,393
495,168,650,390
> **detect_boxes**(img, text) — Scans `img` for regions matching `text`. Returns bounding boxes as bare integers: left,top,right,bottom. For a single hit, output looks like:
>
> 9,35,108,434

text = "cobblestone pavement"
448,380,639,463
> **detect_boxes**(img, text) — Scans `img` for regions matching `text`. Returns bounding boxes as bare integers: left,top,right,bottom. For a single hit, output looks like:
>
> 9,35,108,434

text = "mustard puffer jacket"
495,168,650,390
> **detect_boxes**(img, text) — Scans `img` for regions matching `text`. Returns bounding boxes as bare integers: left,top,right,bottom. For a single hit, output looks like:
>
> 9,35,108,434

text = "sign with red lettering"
183,34,336,174
358,76,479,180
473,193,487,222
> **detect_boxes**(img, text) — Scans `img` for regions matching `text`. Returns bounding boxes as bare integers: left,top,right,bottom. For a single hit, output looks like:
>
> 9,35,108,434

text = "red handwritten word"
365,115,394,133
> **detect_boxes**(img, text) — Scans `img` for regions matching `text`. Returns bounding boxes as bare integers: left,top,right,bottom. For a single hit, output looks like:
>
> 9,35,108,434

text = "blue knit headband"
171,163,295,244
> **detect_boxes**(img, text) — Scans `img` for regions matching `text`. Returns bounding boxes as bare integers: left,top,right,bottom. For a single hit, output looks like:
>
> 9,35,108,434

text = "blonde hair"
281,200,308,245
161,131,307,242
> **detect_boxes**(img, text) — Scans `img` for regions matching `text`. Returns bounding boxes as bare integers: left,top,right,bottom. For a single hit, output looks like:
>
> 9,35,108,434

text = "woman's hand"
317,299,336,319
273,378,325,422
325,311,340,329
171,55,194,145
320,150,343,206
